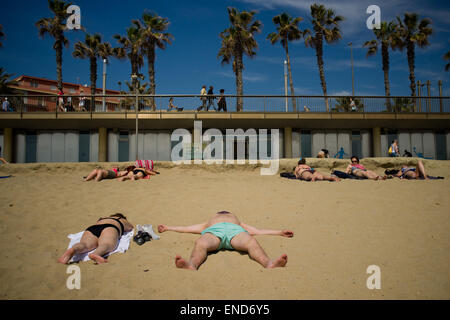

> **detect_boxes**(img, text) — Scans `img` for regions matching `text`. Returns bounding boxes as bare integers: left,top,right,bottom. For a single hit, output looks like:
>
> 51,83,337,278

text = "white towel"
67,230,134,263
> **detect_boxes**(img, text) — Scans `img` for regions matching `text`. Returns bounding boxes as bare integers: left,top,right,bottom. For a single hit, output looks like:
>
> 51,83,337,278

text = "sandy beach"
0,158,449,300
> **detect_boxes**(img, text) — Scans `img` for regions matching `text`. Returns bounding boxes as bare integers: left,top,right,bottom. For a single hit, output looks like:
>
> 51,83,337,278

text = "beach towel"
66,229,134,263
135,160,154,171
332,170,365,179
0,175,12,179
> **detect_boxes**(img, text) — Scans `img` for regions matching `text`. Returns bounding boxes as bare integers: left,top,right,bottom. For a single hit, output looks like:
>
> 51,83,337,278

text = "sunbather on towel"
158,210,294,270
84,166,128,182
346,156,386,180
118,165,159,181
294,158,340,181
390,159,430,180
58,213,134,264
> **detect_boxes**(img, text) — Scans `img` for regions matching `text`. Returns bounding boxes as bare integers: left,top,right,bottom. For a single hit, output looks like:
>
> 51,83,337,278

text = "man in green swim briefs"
158,211,294,270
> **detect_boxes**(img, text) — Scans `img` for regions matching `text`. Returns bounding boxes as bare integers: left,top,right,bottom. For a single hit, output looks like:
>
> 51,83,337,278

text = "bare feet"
266,254,288,268
57,248,75,264
88,253,108,264
175,255,196,270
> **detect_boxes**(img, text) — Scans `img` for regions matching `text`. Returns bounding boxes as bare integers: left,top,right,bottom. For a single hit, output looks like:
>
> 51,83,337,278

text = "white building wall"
90,132,99,162
14,133,26,163
361,130,371,158
447,132,450,160
325,131,338,158
37,132,52,162
380,133,388,157
108,131,119,162
312,131,325,157
411,132,423,157
292,131,300,159
422,131,435,159
398,131,411,156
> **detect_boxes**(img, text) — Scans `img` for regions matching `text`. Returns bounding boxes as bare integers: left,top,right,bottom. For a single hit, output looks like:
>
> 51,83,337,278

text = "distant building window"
70,89,76,93
50,85,57,90
30,80,39,88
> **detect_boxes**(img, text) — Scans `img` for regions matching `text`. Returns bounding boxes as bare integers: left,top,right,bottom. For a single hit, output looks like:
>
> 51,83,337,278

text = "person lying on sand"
387,159,429,180
158,210,293,270
294,158,340,182
118,165,159,181
84,166,128,182
58,213,134,264
346,156,387,180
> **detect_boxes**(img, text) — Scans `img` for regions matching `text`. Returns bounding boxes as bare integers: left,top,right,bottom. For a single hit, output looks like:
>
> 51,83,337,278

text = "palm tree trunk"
381,42,392,111
147,44,156,111
235,50,244,112
90,57,97,111
407,41,416,97
315,34,329,111
406,41,416,111
285,41,296,112
55,35,63,91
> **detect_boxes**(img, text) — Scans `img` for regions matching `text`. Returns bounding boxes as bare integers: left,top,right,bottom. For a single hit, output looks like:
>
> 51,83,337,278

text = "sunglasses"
351,160,358,163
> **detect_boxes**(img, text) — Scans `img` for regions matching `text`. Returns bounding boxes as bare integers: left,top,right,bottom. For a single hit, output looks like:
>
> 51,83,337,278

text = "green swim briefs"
201,222,248,250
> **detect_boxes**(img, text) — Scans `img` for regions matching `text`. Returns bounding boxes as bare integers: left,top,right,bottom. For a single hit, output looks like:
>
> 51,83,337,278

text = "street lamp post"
102,59,107,112
132,74,138,160
349,42,355,96
284,60,288,112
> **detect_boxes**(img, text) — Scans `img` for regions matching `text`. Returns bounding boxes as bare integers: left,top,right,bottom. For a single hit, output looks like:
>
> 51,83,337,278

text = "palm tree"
73,33,114,109
334,97,364,112
396,13,433,97
0,25,4,48
35,0,71,91
218,7,262,112
114,26,145,93
444,51,450,71
267,12,303,111
304,4,344,112
133,12,173,110
0,68,16,94
363,21,400,111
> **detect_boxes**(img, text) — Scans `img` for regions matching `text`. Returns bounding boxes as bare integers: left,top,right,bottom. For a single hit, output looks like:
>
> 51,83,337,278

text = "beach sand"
0,158,449,300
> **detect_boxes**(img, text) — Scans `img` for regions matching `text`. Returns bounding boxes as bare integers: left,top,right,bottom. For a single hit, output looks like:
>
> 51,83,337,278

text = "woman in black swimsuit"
58,213,134,264
118,165,159,181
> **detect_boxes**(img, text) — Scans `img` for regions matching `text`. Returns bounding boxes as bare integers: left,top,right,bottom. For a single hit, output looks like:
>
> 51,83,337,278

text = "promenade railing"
0,94,449,114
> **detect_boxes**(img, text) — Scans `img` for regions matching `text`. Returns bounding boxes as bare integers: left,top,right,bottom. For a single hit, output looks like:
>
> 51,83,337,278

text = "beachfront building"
1,82,449,163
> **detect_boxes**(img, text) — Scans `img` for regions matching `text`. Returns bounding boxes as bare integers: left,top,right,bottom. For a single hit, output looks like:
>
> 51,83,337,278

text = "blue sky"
0,0,449,96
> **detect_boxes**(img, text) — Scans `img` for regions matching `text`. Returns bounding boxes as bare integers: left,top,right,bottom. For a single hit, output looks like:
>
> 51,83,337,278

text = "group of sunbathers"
293,156,430,181
83,165,159,182
58,210,293,269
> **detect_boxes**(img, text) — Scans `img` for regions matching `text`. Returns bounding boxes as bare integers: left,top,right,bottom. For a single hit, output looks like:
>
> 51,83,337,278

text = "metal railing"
0,94,449,114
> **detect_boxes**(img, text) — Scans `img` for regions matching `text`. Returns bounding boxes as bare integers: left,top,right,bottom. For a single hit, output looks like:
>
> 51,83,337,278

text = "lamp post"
131,74,138,160
284,60,288,111
348,42,355,96
102,59,107,112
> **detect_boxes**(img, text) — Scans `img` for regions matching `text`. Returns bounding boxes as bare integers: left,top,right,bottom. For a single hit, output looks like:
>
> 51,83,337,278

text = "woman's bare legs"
84,169,100,181
175,233,220,270
58,230,98,264
88,229,119,264
416,160,429,179
230,232,288,268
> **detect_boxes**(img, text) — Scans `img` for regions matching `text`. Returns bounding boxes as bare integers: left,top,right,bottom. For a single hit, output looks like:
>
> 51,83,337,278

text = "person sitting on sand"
389,159,429,180
158,210,293,270
294,158,340,182
84,166,128,182
346,156,386,180
58,213,134,264
118,165,159,181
